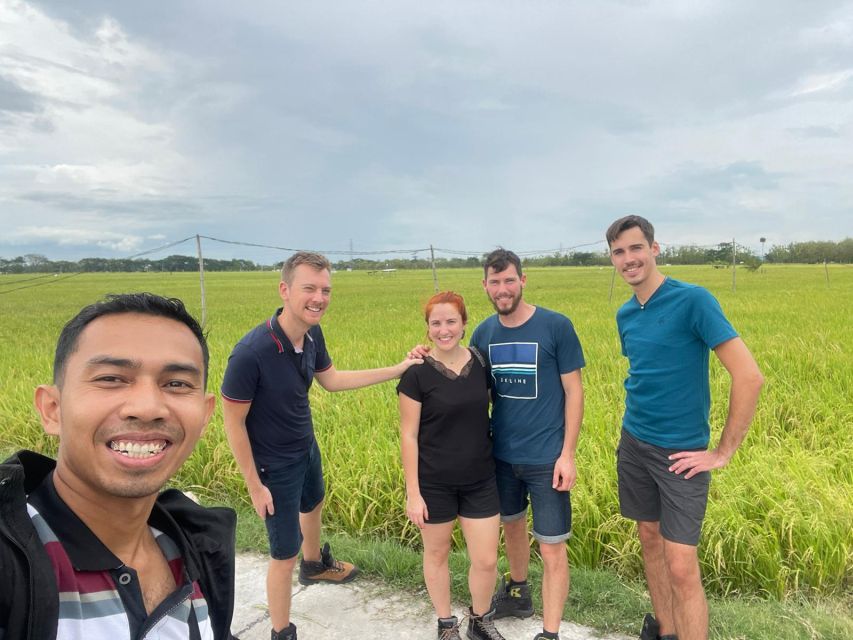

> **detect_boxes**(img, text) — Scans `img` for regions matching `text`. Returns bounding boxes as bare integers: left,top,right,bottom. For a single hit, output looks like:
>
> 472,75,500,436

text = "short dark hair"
605,215,655,247
53,293,209,388
281,251,331,284
483,248,523,278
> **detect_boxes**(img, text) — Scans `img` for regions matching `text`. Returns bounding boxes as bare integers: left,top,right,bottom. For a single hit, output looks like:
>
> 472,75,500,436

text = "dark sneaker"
466,608,506,640
271,622,296,640
532,633,559,640
639,613,660,640
438,615,462,640
298,542,360,585
490,572,534,619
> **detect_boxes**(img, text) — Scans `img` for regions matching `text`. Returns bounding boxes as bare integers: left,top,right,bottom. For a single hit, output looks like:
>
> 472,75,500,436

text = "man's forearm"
319,364,406,391
715,374,763,461
223,418,262,490
560,373,584,458
560,393,583,459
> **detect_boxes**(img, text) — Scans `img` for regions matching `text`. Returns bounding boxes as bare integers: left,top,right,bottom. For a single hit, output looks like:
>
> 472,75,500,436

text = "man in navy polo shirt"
606,216,763,640
221,251,420,640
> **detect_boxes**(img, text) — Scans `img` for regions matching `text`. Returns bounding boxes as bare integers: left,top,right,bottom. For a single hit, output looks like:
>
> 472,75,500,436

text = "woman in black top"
397,291,504,640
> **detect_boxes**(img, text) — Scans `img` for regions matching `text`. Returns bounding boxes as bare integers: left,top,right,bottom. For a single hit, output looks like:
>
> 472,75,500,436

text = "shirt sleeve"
689,288,739,349
313,326,333,372
554,313,586,373
396,365,423,401
221,343,260,402
616,314,627,357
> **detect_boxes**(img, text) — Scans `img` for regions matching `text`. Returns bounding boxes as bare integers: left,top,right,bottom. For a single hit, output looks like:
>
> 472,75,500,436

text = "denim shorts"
494,458,572,543
616,429,710,546
257,440,325,560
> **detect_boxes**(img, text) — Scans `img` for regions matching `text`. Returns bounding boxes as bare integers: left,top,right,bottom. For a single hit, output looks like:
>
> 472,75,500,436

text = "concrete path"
231,553,632,639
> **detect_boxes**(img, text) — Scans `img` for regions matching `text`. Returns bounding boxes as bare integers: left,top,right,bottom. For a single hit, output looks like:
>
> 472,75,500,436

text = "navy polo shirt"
221,308,332,466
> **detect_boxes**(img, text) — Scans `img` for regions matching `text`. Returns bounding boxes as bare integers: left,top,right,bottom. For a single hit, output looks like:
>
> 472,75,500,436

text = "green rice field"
1,264,850,600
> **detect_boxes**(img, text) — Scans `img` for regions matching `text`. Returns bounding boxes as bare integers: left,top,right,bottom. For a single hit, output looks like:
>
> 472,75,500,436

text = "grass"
230,509,853,639
1,264,851,632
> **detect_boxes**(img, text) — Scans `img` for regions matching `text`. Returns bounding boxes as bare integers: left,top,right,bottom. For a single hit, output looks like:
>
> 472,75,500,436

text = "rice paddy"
1,264,850,599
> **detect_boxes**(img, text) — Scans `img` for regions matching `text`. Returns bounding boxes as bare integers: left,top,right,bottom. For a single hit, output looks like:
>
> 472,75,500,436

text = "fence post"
196,234,207,326
430,245,439,292
609,267,616,303
824,259,830,288
732,237,736,293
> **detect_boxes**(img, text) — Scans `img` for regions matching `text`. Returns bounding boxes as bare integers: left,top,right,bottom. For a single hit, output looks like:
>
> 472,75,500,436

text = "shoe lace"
464,613,505,640
478,619,505,640
324,555,345,573
319,546,344,572
438,621,461,640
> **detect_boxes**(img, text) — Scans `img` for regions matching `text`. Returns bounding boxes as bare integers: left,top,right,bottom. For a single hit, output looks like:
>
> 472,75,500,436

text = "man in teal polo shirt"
606,216,764,640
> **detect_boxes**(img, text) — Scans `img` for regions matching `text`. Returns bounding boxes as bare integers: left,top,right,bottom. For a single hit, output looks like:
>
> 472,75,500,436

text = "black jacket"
0,450,238,640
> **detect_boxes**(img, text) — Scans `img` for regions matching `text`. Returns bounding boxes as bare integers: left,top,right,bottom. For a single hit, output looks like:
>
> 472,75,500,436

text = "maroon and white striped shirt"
27,477,213,640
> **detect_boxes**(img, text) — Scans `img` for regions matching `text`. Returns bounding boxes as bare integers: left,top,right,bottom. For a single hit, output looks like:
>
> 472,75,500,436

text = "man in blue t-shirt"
606,216,763,640
221,251,419,640
470,248,585,640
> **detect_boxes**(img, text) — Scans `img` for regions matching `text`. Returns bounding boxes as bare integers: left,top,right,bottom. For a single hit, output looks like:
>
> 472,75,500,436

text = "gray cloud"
0,76,40,113
1,0,851,261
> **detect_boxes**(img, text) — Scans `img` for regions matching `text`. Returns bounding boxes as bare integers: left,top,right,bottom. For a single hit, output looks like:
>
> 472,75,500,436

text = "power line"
200,235,430,256
125,236,196,259
0,237,196,296
0,272,84,295
432,240,606,257
0,273,55,288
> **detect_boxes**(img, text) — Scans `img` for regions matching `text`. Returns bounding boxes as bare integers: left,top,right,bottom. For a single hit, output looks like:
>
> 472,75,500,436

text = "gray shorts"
616,429,710,546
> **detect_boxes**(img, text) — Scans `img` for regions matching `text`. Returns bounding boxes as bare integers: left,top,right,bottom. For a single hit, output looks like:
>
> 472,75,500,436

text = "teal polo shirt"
617,278,738,449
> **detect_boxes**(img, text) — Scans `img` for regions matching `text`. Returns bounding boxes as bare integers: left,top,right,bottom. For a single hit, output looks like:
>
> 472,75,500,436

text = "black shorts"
420,476,500,524
617,429,710,546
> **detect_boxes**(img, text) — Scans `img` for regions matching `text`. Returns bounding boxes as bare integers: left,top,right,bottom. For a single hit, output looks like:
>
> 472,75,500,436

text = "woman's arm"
399,393,429,528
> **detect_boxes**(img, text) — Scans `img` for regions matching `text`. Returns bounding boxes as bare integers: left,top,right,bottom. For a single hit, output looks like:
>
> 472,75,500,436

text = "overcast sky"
1,0,852,263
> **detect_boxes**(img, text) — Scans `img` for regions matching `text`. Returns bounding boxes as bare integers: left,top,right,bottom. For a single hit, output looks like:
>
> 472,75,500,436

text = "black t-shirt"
396,349,494,485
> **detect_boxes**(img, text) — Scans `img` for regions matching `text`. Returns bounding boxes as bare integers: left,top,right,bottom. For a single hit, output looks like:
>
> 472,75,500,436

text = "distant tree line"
764,238,853,264
0,254,266,274
1,239,850,274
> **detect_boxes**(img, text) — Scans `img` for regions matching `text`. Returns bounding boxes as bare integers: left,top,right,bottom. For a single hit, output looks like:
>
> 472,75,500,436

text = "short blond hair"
281,251,332,284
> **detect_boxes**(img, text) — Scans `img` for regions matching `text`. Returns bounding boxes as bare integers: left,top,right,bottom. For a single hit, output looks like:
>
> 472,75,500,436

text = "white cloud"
789,69,853,96
9,225,144,251
800,7,853,47
1,0,852,261
0,0,189,196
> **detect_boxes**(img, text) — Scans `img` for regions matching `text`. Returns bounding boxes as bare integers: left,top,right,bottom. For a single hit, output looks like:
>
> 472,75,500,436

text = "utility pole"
731,237,736,293
430,245,439,292
196,234,207,326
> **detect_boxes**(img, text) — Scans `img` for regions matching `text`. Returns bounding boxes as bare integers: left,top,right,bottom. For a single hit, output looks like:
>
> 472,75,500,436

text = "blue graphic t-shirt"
471,307,585,464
